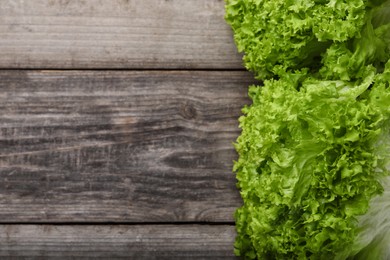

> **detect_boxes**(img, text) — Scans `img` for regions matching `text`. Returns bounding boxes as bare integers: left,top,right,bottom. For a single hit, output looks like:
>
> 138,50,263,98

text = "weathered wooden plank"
0,0,243,69
0,70,256,222
0,224,237,258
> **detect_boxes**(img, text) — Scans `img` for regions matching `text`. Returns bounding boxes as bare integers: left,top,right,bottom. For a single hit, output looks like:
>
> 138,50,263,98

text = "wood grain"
0,224,237,258
0,70,256,223
0,0,243,69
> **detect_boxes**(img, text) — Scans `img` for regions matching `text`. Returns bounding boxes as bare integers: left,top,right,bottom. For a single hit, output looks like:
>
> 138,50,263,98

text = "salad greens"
225,0,390,259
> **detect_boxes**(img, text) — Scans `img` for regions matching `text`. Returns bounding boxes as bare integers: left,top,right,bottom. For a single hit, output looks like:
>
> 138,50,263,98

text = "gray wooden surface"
0,0,243,69
0,0,250,257
0,70,255,223
0,225,236,258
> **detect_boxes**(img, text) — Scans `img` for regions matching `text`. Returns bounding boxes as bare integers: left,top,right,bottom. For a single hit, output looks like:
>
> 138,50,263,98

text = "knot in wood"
180,102,197,120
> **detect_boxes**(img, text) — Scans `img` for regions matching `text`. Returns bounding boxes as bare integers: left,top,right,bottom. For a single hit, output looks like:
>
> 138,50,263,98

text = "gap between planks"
0,221,235,226
0,68,248,72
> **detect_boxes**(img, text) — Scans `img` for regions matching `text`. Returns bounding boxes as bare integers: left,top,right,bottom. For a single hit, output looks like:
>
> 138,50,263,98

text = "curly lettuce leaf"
225,0,367,79
233,71,390,259
335,61,390,260
227,0,390,258
321,0,390,80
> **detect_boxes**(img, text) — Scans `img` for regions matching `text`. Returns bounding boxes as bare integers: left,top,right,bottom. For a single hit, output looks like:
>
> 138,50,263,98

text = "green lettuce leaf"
234,71,390,259
321,0,390,80
226,0,390,258
225,0,367,79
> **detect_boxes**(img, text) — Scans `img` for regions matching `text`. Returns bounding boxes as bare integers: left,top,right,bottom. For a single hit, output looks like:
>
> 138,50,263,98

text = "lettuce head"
225,0,390,259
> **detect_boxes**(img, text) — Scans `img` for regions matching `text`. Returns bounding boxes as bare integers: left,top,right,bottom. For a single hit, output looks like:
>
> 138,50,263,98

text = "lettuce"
225,0,368,79
234,70,390,259
225,0,390,258
321,1,390,81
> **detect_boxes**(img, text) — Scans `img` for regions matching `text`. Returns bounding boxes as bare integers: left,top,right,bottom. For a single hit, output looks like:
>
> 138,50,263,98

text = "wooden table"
0,0,255,258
